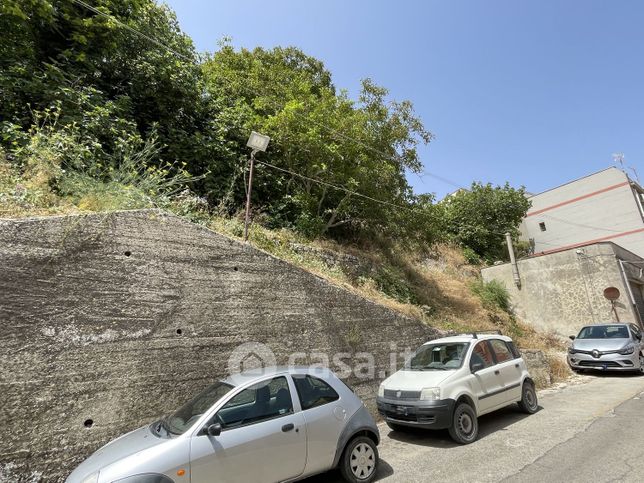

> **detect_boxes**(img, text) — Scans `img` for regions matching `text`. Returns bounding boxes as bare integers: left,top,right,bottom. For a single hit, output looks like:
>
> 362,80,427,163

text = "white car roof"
422,333,513,345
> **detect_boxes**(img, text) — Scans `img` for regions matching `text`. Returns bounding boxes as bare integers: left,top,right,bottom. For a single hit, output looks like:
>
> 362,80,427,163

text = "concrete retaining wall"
482,242,644,337
0,210,439,482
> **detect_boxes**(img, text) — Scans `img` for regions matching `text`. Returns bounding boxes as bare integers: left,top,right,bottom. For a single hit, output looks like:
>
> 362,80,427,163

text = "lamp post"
244,131,270,242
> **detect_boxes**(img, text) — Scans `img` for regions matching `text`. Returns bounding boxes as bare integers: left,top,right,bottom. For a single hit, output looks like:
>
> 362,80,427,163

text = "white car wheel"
340,436,378,482
350,442,376,479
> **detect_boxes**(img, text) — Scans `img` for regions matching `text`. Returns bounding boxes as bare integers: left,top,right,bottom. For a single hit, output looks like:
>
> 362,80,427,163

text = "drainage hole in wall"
124,251,132,257
233,266,238,271
84,419,94,428
176,329,183,335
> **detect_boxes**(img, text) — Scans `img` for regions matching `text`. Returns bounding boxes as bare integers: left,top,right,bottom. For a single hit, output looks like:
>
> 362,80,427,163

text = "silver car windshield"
164,381,234,435
577,325,629,339
406,342,469,370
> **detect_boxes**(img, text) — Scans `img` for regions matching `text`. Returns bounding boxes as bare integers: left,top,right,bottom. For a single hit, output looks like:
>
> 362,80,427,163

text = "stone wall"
0,210,439,482
481,242,644,337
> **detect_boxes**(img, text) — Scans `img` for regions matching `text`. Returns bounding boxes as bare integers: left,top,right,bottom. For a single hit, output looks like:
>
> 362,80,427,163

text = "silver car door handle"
282,423,295,432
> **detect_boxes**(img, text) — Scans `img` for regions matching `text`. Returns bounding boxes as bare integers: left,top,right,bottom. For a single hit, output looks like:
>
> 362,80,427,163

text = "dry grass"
209,220,567,356
2,154,568,378
545,351,573,383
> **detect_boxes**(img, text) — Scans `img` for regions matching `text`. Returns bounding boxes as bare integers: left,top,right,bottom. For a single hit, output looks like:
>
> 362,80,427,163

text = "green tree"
0,0,233,172
442,182,531,261
202,44,434,240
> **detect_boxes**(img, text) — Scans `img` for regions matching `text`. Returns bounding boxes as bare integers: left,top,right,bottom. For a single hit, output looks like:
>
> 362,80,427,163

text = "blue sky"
165,0,644,198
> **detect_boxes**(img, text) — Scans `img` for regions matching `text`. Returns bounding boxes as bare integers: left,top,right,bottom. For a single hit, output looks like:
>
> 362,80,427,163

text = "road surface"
306,373,644,482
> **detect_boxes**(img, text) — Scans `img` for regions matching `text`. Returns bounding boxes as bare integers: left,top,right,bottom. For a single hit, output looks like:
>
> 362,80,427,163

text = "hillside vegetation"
1,1,567,382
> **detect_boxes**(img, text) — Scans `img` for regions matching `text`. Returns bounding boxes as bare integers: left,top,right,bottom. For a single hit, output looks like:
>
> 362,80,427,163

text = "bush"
373,266,418,304
1,106,202,216
470,279,511,313
462,247,481,265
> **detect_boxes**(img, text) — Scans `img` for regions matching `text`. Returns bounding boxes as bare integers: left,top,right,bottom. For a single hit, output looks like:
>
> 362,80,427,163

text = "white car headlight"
420,387,440,401
378,384,385,397
80,472,99,483
619,345,635,355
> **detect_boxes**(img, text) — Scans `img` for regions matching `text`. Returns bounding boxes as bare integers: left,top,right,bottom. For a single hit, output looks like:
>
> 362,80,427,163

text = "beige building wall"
481,243,644,337
520,167,644,258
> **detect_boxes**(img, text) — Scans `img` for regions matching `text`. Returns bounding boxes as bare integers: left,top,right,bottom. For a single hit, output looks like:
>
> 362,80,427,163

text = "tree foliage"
442,182,531,261
201,43,433,240
1,0,528,257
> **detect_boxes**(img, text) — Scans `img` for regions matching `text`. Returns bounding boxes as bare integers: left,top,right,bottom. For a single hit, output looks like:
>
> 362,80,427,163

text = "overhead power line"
71,0,196,62
256,160,414,211
69,0,465,192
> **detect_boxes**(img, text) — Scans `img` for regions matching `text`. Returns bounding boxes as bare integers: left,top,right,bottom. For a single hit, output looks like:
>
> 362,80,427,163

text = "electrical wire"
255,160,415,211
70,0,633,242
69,0,465,191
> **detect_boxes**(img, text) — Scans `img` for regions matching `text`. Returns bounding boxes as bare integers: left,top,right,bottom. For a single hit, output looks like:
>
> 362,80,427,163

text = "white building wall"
520,167,644,257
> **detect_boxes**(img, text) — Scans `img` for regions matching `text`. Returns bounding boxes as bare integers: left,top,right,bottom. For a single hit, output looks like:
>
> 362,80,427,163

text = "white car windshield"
164,381,234,435
407,342,469,370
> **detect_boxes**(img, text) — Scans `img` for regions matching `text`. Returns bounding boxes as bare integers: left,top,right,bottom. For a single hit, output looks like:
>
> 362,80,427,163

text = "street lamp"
244,131,270,242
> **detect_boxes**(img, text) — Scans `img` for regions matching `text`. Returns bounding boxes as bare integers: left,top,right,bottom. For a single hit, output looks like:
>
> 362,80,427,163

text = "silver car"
567,323,644,373
67,367,379,483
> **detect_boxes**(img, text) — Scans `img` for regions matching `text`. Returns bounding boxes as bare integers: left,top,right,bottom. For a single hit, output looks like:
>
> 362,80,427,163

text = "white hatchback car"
377,332,538,444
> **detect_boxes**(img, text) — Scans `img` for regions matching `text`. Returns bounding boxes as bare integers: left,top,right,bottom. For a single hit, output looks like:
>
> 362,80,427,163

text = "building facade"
520,167,644,258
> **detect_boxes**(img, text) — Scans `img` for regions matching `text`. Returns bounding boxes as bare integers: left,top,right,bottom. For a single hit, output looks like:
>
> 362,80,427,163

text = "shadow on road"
385,404,540,449
302,458,394,483
576,370,643,378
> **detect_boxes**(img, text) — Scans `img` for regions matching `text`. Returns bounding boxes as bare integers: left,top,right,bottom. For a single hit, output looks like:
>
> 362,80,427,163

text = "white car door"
292,374,347,476
488,339,523,403
189,375,306,483
469,340,506,414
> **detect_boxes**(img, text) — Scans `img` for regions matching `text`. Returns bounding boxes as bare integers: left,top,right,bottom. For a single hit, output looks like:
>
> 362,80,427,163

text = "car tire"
448,402,478,444
637,354,644,375
339,435,379,483
386,421,407,432
517,381,539,414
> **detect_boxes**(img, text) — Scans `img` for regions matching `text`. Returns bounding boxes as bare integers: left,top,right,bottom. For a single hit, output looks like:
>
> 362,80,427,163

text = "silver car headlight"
618,345,635,355
420,387,440,401
377,384,385,397
80,473,99,483
567,347,578,354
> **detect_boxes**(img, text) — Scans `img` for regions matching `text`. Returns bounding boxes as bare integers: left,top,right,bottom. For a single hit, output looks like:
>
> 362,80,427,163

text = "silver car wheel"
350,442,376,479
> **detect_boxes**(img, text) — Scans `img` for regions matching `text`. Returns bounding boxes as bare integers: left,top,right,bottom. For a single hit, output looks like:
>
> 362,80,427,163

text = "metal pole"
505,232,521,288
611,300,620,322
243,150,257,242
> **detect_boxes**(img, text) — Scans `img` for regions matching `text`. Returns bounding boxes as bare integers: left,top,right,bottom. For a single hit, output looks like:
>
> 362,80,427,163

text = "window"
470,341,495,370
506,341,521,359
407,342,469,370
489,339,513,363
577,325,629,339
164,381,233,435
539,222,547,232
293,375,339,410
216,376,293,429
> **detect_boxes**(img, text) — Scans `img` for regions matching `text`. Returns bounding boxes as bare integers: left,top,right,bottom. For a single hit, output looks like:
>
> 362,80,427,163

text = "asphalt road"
305,373,644,483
